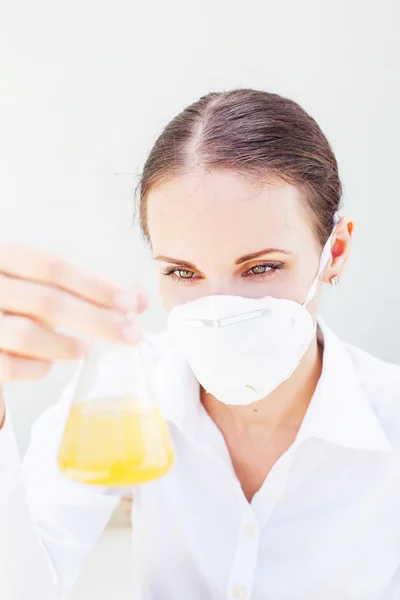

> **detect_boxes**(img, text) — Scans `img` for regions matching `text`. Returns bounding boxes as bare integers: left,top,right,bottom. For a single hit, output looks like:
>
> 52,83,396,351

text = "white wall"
1,0,400,452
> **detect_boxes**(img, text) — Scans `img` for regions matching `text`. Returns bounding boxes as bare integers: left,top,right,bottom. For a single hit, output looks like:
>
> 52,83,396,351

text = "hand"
0,244,148,388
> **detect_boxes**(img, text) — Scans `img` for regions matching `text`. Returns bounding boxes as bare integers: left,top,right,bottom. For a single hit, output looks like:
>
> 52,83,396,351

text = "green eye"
242,261,283,279
251,265,270,275
178,269,194,279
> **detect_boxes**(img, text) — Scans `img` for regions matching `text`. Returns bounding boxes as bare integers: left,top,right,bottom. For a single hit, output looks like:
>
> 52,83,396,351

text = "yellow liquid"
58,398,174,486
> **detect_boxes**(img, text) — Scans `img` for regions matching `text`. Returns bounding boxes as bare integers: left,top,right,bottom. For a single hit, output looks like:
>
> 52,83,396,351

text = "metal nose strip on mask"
183,307,272,328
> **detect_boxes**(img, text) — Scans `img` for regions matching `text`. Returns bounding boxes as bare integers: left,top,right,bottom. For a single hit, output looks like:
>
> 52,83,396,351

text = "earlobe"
330,275,340,287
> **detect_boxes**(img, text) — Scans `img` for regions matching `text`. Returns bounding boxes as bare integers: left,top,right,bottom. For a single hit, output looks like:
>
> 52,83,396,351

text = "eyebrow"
154,255,198,270
234,248,292,264
154,248,292,270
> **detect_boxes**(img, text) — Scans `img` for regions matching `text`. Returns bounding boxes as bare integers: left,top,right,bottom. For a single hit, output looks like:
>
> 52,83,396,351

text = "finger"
0,315,87,361
0,274,143,344
135,290,149,314
0,244,146,313
0,353,52,382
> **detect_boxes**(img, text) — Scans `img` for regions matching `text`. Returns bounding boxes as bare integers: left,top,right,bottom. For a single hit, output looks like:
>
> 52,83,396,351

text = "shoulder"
344,341,400,436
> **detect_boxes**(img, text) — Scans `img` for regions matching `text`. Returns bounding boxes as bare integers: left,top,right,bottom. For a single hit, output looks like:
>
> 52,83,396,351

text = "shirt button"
244,522,258,537
232,585,247,598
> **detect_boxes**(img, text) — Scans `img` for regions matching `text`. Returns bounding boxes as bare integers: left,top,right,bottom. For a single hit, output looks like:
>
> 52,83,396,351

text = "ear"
322,216,354,284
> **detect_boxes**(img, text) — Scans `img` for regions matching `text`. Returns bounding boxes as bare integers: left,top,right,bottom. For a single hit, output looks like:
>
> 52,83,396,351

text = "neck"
201,333,323,432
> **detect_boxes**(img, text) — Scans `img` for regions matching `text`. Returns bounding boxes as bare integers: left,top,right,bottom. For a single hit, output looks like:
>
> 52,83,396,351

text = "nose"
204,277,234,296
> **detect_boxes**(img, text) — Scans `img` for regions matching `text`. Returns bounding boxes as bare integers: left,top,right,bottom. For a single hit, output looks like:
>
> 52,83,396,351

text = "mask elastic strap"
303,212,340,306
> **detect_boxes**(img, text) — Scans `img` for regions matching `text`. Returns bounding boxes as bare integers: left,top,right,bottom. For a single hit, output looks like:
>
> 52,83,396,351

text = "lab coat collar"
152,317,392,453
152,338,203,440
296,317,392,452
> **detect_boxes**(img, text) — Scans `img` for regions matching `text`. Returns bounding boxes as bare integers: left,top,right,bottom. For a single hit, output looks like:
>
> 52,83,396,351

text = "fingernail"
122,320,141,343
113,290,139,312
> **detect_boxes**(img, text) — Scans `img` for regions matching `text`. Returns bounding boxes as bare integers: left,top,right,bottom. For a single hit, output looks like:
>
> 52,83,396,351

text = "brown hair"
136,88,342,246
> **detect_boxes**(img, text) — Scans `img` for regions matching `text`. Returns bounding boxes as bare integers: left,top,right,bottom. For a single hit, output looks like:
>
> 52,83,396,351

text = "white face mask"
167,215,339,406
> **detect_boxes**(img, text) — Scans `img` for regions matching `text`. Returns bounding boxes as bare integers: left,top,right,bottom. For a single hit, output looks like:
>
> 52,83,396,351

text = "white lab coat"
1,319,400,600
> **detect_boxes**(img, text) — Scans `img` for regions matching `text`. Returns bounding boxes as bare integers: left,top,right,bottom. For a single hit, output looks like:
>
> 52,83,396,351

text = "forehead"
146,170,316,259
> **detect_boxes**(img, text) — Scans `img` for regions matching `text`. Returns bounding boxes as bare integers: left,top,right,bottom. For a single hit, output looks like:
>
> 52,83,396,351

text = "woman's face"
146,170,351,314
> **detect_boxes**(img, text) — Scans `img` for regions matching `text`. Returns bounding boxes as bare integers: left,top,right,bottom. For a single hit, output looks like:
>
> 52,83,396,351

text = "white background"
1,1,399,597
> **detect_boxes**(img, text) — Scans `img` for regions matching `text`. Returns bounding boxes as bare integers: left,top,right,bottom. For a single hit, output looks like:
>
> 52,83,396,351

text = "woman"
1,89,400,600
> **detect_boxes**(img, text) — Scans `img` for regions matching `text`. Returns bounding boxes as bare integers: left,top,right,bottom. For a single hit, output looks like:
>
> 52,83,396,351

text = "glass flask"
57,340,175,487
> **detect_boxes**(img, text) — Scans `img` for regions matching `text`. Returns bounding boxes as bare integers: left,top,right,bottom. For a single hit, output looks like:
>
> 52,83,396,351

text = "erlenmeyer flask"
57,340,174,487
